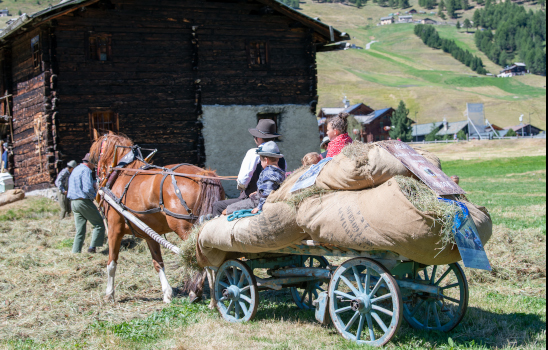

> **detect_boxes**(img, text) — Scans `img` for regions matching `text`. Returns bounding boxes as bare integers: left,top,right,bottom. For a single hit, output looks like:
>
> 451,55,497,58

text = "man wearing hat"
67,154,105,254
55,160,78,219
224,141,286,215
210,119,286,217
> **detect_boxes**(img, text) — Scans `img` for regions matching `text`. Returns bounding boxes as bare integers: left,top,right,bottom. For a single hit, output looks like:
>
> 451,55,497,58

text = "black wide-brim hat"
249,119,281,139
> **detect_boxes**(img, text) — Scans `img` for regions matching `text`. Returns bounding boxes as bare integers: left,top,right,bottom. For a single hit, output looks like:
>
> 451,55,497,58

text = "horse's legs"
146,239,173,304
106,220,125,301
206,268,217,310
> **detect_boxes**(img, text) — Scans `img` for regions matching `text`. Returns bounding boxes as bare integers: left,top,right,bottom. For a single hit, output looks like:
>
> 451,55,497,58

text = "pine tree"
506,128,517,137
356,0,363,8
425,123,440,141
473,10,481,29
463,18,472,32
461,0,469,10
390,101,413,142
456,21,461,30
446,0,456,18
439,0,446,10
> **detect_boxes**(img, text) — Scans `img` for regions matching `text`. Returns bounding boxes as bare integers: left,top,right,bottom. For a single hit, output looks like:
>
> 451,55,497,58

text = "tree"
463,18,472,33
457,130,467,140
346,116,363,141
473,10,481,29
400,0,411,8
461,0,469,10
456,21,461,30
356,0,364,8
446,0,457,19
439,0,446,10
390,101,413,142
506,128,517,137
425,123,440,141
499,51,509,67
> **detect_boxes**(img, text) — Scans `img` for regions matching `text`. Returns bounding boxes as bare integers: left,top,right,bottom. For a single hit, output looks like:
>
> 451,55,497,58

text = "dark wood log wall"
53,0,318,168
9,27,59,191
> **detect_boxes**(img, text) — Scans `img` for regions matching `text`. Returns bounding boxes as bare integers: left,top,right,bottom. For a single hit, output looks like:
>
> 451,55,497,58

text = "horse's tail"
194,170,225,218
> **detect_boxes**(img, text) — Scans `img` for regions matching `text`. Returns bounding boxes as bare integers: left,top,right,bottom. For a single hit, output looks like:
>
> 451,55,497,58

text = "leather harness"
99,145,199,222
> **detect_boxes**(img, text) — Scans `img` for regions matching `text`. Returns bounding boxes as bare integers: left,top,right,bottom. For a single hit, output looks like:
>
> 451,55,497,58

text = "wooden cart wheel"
329,258,403,347
214,259,259,323
291,256,329,310
402,263,469,332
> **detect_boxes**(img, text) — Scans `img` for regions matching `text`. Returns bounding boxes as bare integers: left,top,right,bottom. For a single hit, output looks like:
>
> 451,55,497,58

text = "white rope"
100,190,182,255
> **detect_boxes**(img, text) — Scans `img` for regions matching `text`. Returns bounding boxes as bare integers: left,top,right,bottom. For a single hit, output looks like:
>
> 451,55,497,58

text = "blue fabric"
2,151,7,168
67,164,96,201
227,209,261,222
438,198,470,233
257,165,286,211
55,168,71,193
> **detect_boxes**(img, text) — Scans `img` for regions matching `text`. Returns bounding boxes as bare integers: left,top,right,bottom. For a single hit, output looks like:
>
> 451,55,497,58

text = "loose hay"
286,186,333,209
341,140,374,165
394,175,460,252
176,224,203,282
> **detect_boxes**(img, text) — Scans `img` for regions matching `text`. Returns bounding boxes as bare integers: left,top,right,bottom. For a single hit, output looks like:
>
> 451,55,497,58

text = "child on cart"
223,141,286,215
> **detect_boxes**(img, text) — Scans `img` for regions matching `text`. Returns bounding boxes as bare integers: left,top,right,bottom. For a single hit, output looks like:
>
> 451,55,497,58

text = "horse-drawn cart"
210,241,468,347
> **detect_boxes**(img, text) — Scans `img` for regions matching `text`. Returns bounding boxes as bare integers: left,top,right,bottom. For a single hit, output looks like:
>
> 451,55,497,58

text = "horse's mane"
89,134,141,177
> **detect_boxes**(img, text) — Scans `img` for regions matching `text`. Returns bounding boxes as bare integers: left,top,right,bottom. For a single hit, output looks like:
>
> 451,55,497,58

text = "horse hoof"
105,294,115,303
163,288,173,304
208,301,217,310
189,291,201,304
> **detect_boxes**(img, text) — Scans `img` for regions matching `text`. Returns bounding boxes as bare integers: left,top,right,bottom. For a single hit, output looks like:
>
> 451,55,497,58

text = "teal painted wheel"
329,258,403,347
402,263,469,332
291,256,329,310
214,260,259,323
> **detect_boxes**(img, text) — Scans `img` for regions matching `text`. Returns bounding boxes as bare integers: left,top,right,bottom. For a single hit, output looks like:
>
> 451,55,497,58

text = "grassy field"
0,140,545,349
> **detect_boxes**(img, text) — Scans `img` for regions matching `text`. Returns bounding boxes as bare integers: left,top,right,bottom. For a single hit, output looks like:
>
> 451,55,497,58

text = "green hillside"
0,0,56,26
301,0,547,129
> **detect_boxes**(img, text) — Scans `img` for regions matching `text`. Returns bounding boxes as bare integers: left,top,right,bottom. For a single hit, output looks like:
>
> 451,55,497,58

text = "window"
247,41,269,68
89,34,112,61
31,35,41,70
90,110,118,140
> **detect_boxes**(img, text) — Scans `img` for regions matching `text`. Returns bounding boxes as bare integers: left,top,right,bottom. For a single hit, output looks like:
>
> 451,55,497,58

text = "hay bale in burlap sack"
197,201,308,268
0,189,25,207
315,142,442,191
267,166,310,204
295,180,492,266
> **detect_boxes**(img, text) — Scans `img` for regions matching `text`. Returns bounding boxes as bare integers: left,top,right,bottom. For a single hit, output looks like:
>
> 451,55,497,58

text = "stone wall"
202,104,319,198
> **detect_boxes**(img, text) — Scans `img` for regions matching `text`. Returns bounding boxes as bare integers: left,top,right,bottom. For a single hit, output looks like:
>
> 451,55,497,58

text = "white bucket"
0,173,14,193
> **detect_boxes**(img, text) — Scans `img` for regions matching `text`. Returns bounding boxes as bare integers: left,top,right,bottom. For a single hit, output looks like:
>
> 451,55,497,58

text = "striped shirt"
67,164,96,202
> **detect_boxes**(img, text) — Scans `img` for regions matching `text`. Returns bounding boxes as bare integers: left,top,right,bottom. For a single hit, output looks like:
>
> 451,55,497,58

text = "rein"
110,167,238,181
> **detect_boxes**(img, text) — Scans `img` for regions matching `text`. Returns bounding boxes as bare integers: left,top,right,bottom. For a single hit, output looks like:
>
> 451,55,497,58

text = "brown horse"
89,134,224,303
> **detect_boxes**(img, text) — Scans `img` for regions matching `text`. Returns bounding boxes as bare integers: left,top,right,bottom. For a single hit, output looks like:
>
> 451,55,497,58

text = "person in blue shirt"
224,142,286,215
67,154,105,254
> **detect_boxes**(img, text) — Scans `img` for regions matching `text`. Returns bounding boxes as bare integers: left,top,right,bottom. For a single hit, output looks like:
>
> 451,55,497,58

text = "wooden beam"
36,0,102,24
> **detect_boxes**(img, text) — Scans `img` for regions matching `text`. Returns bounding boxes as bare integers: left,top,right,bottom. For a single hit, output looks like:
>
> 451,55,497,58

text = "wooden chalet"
317,102,374,139
354,107,395,143
0,0,348,191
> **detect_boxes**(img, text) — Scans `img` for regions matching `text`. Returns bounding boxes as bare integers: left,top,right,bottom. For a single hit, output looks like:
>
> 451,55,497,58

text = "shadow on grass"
252,292,545,349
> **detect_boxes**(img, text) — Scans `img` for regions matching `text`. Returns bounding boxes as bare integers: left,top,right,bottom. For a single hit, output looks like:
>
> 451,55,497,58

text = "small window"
31,35,41,70
90,110,118,140
89,34,112,61
247,41,269,67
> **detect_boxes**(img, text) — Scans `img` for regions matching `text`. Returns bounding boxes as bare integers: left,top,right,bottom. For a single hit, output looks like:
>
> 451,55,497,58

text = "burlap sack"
266,166,310,204
197,201,308,267
296,181,492,266
315,143,442,192
0,189,25,207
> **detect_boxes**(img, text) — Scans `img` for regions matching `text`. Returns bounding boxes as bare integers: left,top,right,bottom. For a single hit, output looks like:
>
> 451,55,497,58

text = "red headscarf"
326,133,353,158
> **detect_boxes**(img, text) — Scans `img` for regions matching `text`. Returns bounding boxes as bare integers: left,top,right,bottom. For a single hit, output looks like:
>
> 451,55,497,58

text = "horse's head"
89,133,134,181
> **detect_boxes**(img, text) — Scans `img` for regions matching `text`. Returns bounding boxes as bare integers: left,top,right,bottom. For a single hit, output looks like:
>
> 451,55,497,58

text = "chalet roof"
505,124,544,132
354,107,394,125
1,0,349,43
320,103,368,117
412,122,443,137
381,16,394,20
436,120,469,136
